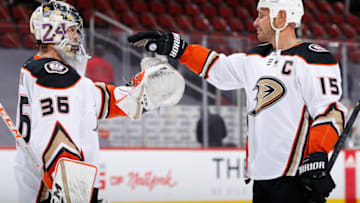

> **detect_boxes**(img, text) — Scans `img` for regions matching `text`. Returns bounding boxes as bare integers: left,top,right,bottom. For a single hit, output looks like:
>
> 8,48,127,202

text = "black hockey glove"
127,30,188,59
299,152,335,203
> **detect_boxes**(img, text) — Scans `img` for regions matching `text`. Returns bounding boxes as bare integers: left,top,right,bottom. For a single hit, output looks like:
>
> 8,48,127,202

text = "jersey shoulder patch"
23,55,80,89
246,43,273,57
281,43,337,65
44,61,69,74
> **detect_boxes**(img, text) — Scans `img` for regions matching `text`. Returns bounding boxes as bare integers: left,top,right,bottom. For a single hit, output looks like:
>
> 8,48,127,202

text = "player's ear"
275,10,287,28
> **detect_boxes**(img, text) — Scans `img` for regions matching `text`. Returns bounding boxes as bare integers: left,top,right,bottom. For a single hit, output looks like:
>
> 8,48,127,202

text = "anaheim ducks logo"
308,44,330,53
251,77,286,115
44,61,69,74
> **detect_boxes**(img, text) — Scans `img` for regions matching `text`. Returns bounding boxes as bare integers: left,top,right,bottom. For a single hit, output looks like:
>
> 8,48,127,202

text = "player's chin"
256,34,266,42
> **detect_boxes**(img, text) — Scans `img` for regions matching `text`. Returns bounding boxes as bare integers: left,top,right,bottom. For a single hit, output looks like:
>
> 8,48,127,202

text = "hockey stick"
325,98,360,174
0,103,52,189
307,100,360,203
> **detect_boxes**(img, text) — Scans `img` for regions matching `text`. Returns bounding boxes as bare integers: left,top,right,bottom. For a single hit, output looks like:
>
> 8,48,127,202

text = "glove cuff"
168,32,188,59
299,152,328,175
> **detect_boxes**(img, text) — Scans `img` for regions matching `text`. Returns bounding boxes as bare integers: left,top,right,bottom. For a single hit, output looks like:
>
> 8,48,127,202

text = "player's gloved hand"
115,58,185,120
127,30,188,59
299,152,335,202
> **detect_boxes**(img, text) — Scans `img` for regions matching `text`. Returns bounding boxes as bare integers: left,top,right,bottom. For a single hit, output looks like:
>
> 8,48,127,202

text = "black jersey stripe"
23,56,80,89
282,43,338,65
42,121,83,169
204,55,219,80
104,84,112,119
38,121,83,202
95,83,110,120
198,50,214,77
246,42,338,65
95,83,106,119
283,106,310,176
36,182,48,202
246,43,273,57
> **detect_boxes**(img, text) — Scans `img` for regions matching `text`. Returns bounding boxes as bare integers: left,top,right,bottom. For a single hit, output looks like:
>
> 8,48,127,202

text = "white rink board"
98,149,252,201
0,148,357,202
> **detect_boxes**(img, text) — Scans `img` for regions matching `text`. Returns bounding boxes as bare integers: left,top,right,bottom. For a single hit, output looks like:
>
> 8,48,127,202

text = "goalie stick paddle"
325,98,360,174
0,103,53,189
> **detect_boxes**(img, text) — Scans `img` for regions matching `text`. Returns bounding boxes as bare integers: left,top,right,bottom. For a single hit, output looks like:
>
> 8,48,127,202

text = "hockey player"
127,0,347,202
15,1,184,202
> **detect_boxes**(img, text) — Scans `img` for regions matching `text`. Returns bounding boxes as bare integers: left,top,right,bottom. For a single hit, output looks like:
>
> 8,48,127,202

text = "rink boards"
0,147,358,203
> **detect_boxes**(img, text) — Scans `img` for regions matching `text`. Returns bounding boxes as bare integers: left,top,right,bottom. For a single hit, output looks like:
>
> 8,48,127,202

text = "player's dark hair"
36,40,51,52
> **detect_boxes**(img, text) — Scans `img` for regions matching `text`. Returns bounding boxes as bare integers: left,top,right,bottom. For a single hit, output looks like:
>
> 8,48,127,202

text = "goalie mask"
30,0,89,75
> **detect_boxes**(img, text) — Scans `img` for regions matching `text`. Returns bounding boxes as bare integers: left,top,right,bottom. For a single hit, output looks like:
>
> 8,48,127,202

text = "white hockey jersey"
179,42,347,180
15,55,127,202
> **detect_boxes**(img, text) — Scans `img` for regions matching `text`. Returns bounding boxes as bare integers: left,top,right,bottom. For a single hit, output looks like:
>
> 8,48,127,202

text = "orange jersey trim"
106,85,127,118
22,67,38,79
33,54,44,60
179,44,211,75
305,103,345,155
306,124,338,154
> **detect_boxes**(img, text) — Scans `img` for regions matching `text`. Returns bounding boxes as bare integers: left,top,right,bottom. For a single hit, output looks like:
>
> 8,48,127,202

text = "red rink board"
345,150,356,203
